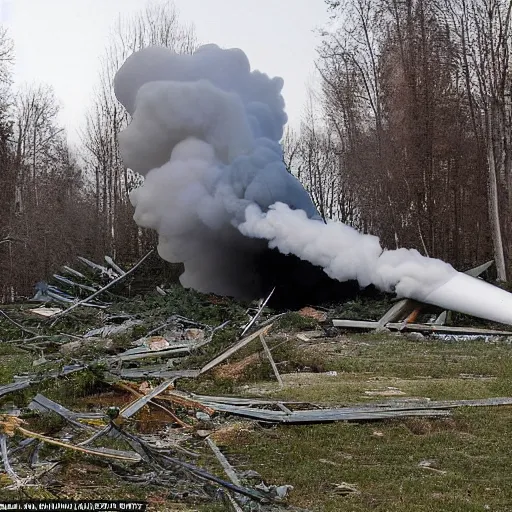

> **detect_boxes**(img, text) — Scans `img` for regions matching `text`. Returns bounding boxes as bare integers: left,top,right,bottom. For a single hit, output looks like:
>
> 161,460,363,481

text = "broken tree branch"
0,309,38,336
0,414,137,461
157,389,215,416
16,425,141,462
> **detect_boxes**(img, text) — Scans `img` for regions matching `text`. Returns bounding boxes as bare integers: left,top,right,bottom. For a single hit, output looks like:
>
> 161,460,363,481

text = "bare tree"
315,0,494,271
451,0,511,280
13,84,64,208
0,26,13,85
82,0,196,260
282,127,300,173
282,91,360,225
1,82,99,300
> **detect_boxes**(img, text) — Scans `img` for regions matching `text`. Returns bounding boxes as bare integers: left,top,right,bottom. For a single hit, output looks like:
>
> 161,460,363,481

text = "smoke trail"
114,45,457,305
238,202,457,301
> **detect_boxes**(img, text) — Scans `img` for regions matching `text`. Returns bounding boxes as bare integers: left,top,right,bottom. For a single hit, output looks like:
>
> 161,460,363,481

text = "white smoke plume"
114,44,512,326
238,202,456,301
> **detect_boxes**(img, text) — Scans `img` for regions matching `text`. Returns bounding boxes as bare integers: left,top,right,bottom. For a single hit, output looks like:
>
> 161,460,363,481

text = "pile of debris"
1,253,512,510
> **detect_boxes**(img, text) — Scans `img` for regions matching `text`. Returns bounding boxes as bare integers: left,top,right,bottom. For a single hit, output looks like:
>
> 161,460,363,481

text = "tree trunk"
487,136,507,280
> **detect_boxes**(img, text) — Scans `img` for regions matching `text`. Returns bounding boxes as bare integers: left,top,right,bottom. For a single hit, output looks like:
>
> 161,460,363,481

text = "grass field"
1,300,512,511
205,332,512,511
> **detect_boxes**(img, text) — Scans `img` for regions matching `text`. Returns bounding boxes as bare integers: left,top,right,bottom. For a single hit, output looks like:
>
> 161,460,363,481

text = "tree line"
288,0,512,282
0,2,195,301
1,0,511,301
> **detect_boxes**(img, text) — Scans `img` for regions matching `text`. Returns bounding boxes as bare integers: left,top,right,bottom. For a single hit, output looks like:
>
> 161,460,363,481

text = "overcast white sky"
2,0,331,144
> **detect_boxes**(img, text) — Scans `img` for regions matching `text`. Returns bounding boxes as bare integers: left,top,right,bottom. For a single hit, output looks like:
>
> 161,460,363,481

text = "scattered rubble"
2,255,512,509
297,307,328,322
84,318,143,338
331,482,360,496
418,459,447,475
28,307,63,318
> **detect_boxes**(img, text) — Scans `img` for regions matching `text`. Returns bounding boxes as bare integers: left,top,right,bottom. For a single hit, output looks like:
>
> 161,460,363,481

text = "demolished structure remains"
1,251,512,509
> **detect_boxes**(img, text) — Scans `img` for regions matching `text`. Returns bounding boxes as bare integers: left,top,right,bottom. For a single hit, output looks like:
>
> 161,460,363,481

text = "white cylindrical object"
422,272,512,326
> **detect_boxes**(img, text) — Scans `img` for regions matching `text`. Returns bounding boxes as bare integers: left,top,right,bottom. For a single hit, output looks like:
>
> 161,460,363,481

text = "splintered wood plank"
199,324,273,374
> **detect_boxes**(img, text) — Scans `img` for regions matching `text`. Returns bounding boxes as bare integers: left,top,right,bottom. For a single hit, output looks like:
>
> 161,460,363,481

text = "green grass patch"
205,331,512,510
221,408,512,511
0,344,34,384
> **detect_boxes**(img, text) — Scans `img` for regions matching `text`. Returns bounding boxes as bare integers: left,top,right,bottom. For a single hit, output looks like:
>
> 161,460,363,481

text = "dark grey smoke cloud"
114,45,323,298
